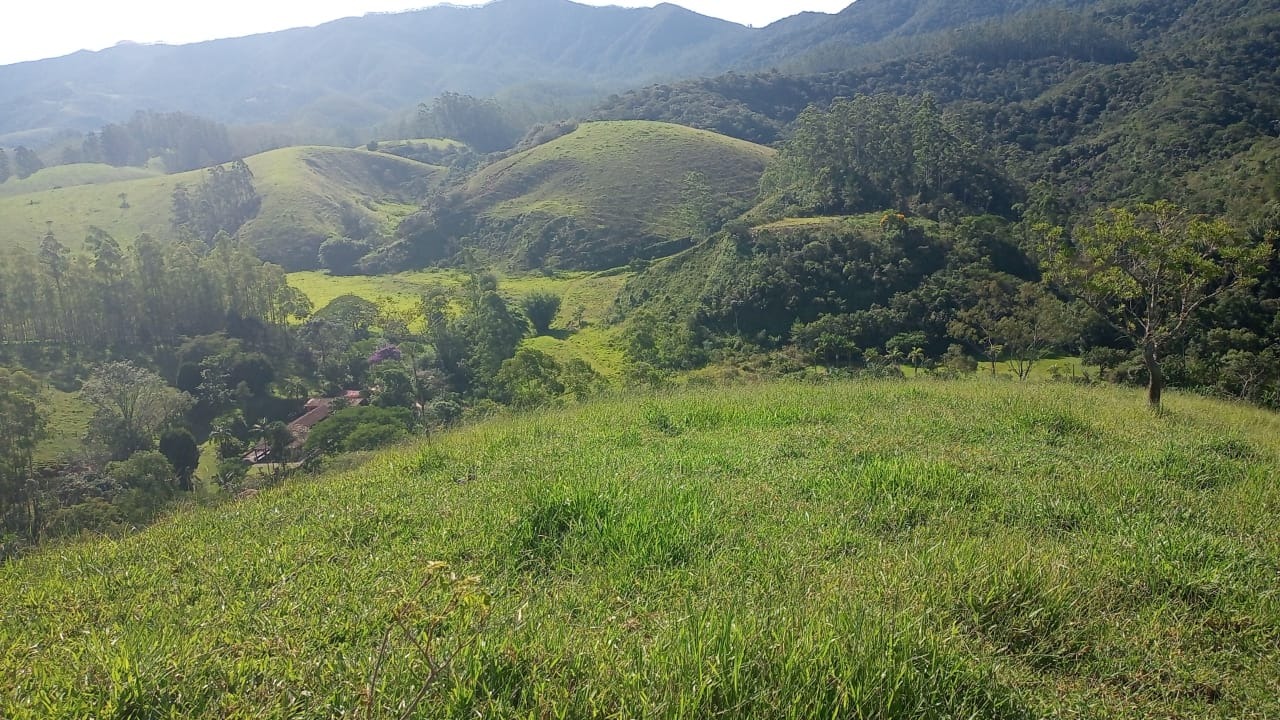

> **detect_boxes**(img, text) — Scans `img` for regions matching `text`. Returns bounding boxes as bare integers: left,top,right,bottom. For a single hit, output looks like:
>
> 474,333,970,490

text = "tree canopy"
1041,201,1272,407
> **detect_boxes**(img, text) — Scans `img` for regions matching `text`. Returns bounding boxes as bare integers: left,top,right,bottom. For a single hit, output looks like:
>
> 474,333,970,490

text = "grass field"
2,378,1277,718
33,389,94,465
466,121,773,231
456,121,775,268
0,163,161,198
0,147,444,269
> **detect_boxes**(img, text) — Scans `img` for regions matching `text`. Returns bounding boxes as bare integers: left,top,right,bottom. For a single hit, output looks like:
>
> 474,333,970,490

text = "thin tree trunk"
1143,342,1163,409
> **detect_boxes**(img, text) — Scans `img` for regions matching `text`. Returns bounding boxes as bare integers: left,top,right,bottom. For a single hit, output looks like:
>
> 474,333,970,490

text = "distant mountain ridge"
0,0,759,141
0,0,1118,144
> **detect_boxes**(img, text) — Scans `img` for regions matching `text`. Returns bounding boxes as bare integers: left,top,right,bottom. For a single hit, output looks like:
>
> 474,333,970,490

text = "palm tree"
280,377,309,400
907,347,926,376
249,418,295,481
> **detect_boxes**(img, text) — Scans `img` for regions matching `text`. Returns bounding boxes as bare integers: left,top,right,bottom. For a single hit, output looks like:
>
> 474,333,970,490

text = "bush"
44,499,126,539
304,405,413,456
343,423,407,452
319,237,372,276
942,344,978,373
522,292,562,336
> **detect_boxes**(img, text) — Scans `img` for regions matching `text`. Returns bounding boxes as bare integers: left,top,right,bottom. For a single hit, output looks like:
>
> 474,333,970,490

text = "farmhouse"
242,390,365,464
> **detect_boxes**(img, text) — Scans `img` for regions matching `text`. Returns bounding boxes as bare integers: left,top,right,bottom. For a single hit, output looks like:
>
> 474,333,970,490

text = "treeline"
621,204,1280,407
71,111,235,172
0,230,306,351
0,147,44,182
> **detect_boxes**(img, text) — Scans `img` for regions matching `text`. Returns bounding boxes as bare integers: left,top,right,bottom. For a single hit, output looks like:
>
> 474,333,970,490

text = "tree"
158,429,201,492
993,286,1076,381
171,160,261,243
812,332,860,366
907,347,927,375
1041,201,1271,407
418,93,519,153
12,146,43,180
315,294,381,337
561,359,606,401
251,419,294,466
108,451,177,523
950,275,1075,381
319,236,371,276
493,348,565,408
210,412,248,459
423,273,527,392
0,370,46,535
227,352,276,398
522,292,562,336
81,362,194,460
370,364,416,409
304,406,412,455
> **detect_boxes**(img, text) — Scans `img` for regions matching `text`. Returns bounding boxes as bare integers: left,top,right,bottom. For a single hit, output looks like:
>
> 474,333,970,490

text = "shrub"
521,292,562,336
343,423,407,452
304,405,413,456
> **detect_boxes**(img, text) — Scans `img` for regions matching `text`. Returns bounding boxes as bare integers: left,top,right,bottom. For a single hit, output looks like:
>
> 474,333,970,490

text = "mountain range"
0,0,1105,144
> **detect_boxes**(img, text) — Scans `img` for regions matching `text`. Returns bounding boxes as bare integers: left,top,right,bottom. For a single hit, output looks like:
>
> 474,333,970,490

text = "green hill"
0,146,446,269
400,121,774,270
0,163,162,198
2,379,1277,717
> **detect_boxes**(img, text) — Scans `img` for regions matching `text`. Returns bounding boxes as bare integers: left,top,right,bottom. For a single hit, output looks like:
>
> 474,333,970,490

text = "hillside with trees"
0,145,446,269
593,0,1280,222
1,0,1279,715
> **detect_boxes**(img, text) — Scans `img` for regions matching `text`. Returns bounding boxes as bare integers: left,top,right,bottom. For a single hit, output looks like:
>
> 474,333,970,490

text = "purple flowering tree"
368,345,403,366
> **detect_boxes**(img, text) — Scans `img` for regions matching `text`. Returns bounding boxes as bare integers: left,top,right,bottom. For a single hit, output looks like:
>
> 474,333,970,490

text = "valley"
0,0,1278,716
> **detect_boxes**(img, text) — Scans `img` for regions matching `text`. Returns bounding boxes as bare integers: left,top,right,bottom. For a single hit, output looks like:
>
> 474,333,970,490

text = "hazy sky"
1,0,852,66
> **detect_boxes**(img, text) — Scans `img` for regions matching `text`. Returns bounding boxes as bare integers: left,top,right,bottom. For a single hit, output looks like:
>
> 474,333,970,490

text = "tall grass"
1,378,1277,718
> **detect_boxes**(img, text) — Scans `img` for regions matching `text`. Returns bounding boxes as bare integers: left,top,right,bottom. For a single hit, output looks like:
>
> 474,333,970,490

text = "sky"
1,0,852,66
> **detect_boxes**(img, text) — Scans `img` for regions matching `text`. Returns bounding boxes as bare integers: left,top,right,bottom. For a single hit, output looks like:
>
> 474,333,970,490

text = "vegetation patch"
2,380,1279,717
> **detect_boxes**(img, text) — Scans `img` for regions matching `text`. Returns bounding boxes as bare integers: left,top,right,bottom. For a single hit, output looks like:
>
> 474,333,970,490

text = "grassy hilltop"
2,379,1277,718
444,120,774,269
0,146,444,269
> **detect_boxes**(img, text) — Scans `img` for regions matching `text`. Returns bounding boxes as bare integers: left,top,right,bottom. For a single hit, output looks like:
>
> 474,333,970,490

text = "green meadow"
0,147,442,268
32,389,95,465
287,269,633,377
2,378,1277,718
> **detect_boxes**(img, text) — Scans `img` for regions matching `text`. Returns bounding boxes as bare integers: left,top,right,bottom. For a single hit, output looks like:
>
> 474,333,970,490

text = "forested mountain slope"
594,0,1280,218
0,0,1188,144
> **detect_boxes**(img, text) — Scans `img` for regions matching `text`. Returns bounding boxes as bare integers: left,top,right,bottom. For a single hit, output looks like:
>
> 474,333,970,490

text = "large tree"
81,361,194,460
12,146,43,179
1041,201,1271,408
0,370,46,533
